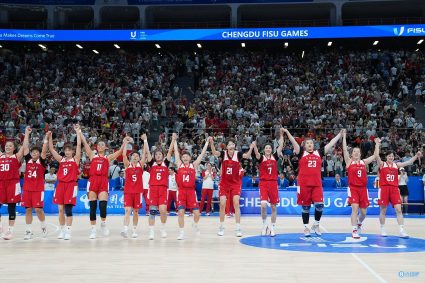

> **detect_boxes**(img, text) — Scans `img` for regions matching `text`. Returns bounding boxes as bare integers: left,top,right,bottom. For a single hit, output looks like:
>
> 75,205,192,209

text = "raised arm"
23,127,31,157
342,129,351,167
374,138,383,168
282,128,300,155
397,151,422,168
122,139,130,169
253,141,261,160
74,125,82,165
276,130,284,157
193,138,210,168
363,138,379,165
172,133,181,167
242,142,254,159
48,131,63,162
41,132,49,160
166,133,175,162
108,136,132,163
80,129,94,161
142,134,152,163
17,126,31,160
209,136,221,158
324,130,342,155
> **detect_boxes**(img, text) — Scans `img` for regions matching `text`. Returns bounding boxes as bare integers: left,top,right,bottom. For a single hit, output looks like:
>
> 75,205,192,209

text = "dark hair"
227,138,236,145
30,146,42,153
385,151,395,157
263,143,273,149
63,144,74,151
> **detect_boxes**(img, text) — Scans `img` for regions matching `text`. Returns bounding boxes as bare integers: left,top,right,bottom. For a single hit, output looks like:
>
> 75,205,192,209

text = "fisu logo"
130,31,137,39
393,26,405,36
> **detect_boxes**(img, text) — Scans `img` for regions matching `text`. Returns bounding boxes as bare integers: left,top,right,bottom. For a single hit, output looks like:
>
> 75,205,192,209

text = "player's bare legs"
394,204,408,238
233,195,242,237
132,209,139,238
218,195,227,236
121,206,132,238
350,204,360,238
148,205,157,240
177,208,185,240
159,204,167,238
379,205,387,236
270,204,277,236
192,208,200,235
356,207,367,235
260,201,268,236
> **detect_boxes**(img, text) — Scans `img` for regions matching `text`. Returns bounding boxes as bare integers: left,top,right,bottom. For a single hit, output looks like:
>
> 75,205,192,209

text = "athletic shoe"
24,230,33,240
120,230,129,238
3,230,13,240
192,223,201,236
303,227,311,237
261,225,269,236
148,229,154,240
352,229,360,239
399,230,409,239
225,214,231,218
131,231,138,238
57,229,65,239
101,223,110,237
380,228,388,237
64,231,72,240
177,231,185,240
160,229,167,238
311,224,322,236
41,227,48,238
89,229,97,239
270,226,276,237
206,213,210,216
217,226,225,236
235,228,243,237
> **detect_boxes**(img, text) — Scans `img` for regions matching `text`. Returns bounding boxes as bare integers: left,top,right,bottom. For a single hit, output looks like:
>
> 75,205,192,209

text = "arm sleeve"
318,148,325,158
297,149,304,159
237,151,243,161
24,154,31,163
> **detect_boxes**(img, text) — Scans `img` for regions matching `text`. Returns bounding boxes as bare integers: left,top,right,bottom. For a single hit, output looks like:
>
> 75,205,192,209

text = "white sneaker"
57,229,65,239
120,230,129,238
89,229,97,239
270,226,276,237
3,230,13,240
160,229,167,238
352,229,360,239
148,229,155,240
381,228,388,237
399,230,409,239
24,230,33,240
41,227,48,238
217,226,225,236
192,223,201,236
131,231,138,238
64,231,72,240
177,231,185,240
101,223,110,237
261,225,269,236
303,227,311,237
235,228,243,237
311,224,322,236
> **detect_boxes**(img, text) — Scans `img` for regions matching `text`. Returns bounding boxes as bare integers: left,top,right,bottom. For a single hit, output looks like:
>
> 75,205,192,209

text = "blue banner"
1,24,424,41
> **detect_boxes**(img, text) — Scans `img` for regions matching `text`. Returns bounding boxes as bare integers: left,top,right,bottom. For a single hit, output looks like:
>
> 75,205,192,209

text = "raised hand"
416,151,423,158
172,133,178,141
374,138,381,144
25,126,32,134
74,124,81,132
141,133,147,141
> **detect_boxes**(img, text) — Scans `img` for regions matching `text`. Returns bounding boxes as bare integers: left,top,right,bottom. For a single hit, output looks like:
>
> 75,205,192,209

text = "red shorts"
87,177,109,195
348,186,370,208
297,185,323,206
219,183,241,198
259,180,279,205
177,189,199,209
124,193,142,209
0,179,21,204
378,185,401,207
54,182,78,205
21,190,44,208
148,185,168,206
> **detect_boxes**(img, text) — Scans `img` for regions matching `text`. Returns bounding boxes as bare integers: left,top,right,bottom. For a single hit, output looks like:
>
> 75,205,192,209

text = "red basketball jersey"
347,160,368,187
298,150,323,187
0,154,21,180
177,163,196,190
125,162,143,193
23,158,46,192
259,154,278,181
149,161,169,187
379,162,399,187
221,151,242,186
89,155,109,177
57,158,79,183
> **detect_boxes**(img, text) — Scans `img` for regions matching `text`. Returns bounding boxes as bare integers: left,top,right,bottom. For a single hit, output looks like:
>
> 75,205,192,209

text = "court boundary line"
351,253,387,283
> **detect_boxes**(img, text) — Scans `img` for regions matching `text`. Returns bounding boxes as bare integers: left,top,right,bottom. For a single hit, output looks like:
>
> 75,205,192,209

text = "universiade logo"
393,26,405,36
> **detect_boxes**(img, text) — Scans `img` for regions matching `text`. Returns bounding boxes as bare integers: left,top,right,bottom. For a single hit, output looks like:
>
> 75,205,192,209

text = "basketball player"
252,130,284,237
210,136,254,237
142,133,174,240
80,131,131,239
48,125,81,240
375,140,422,238
283,128,343,237
0,126,30,240
174,133,209,240
121,137,144,238
342,129,379,239
21,128,49,240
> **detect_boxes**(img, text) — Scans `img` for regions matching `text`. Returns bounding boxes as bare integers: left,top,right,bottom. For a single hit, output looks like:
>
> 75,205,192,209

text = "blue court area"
240,233,425,253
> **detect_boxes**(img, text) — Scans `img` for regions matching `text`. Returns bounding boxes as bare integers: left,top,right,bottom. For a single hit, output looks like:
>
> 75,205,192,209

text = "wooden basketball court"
1,214,424,283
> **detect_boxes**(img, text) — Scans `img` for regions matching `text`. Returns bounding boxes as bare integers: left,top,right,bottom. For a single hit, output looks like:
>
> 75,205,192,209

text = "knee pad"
314,203,324,212
99,200,107,219
65,204,73,217
8,203,16,220
301,205,310,213
89,200,97,221
178,205,185,211
192,207,199,211
149,206,158,216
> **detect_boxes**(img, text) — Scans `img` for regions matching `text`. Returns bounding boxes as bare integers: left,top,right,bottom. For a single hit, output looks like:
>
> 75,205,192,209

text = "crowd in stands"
0,48,424,185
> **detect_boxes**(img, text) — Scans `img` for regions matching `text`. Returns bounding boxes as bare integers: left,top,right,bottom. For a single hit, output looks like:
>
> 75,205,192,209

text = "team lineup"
0,126,422,241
